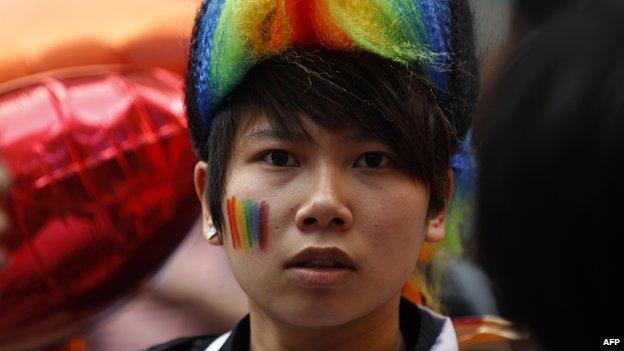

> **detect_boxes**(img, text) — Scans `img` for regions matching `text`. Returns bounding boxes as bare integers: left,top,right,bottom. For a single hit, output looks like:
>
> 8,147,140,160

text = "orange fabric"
453,315,525,349
401,281,423,306
418,242,433,263
0,0,201,85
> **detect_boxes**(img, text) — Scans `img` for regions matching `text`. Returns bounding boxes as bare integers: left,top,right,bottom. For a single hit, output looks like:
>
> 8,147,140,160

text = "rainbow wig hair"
186,0,478,154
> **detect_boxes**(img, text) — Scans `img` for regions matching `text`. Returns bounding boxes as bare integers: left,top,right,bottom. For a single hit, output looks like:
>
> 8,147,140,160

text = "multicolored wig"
186,0,478,307
187,0,477,148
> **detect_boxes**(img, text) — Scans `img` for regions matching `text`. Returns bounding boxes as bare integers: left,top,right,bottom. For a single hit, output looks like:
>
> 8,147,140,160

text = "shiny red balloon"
0,67,199,350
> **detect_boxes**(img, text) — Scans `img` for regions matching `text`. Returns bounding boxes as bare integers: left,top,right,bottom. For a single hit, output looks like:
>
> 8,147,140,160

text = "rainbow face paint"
226,196,269,251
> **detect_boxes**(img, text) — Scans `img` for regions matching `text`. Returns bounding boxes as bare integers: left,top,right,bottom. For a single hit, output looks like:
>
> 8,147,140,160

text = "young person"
149,0,478,350
474,1,624,349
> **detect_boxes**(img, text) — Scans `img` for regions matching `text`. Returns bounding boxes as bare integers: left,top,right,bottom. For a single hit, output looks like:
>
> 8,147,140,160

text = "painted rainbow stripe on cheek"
226,196,269,251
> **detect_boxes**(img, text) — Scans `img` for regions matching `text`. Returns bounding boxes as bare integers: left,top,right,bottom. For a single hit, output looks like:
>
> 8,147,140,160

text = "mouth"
283,247,357,287
290,260,351,269
284,247,357,270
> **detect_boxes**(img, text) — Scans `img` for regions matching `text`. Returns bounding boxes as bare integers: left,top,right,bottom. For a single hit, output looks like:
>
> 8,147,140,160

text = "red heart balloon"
0,67,199,350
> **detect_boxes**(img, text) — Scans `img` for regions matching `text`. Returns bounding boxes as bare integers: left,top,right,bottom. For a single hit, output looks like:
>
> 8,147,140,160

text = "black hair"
474,2,624,348
185,1,478,237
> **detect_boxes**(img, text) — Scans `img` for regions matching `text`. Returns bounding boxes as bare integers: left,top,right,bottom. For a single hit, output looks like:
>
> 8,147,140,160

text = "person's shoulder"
144,334,219,351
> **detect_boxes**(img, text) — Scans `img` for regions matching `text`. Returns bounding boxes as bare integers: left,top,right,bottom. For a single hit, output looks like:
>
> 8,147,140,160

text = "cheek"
221,186,296,253
224,170,303,244
220,195,293,306
356,187,429,269
221,170,279,251
358,185,429,236
223,196,269,251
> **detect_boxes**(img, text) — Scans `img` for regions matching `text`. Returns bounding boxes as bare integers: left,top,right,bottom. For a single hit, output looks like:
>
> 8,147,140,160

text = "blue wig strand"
451,130,476,195
419,0,451,94
195,0,226,131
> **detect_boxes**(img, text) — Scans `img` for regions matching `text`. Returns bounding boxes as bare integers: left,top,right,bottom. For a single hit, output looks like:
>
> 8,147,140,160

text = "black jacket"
146,299,453,351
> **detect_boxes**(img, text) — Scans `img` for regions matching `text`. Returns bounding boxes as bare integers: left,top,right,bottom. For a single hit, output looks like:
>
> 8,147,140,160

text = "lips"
283,247,357,287
283,247,357,270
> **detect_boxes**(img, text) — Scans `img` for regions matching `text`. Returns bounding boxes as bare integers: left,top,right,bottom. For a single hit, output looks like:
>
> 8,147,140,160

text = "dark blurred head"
513,0,577,32
475,2,624,349
478,1,581,134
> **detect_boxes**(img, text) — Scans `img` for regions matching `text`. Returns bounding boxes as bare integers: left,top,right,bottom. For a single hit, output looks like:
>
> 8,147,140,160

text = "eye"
354,152,392,168
262,150,299,167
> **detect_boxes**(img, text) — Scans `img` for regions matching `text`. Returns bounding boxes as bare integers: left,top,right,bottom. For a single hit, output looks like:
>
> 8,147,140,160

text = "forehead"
237,114,385,147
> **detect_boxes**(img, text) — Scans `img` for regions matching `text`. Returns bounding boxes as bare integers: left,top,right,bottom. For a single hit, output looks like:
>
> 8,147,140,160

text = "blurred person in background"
478,0,578,89
85,219,247,350
440,0,580,319
0,161,9,268
474,1,624,349
0,1,248,350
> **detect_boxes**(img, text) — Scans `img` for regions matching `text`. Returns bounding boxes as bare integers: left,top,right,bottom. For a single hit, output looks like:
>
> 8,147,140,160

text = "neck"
248,294,404,351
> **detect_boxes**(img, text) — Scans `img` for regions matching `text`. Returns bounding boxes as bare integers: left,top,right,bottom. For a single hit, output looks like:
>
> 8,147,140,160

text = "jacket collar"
210,298,447,351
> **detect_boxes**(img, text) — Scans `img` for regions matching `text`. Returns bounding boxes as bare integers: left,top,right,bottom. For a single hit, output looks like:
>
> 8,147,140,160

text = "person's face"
195,116,449,328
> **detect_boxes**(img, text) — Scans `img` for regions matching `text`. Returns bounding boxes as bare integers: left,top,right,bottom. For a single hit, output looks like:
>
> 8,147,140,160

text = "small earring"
206,226,218,240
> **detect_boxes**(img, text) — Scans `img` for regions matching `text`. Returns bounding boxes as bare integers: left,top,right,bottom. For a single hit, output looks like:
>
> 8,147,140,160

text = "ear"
194,161,222,246
425,169,454,243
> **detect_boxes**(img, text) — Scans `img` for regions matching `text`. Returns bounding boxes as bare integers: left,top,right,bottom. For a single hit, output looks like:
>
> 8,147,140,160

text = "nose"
295,167,353,233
